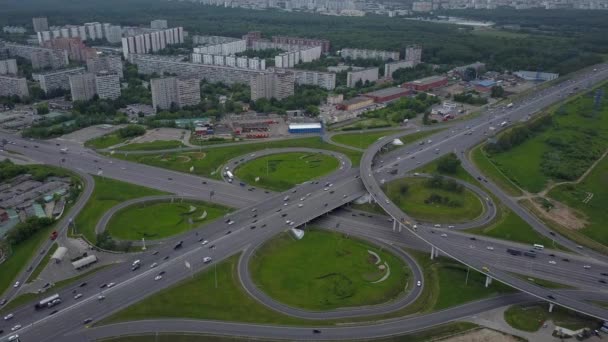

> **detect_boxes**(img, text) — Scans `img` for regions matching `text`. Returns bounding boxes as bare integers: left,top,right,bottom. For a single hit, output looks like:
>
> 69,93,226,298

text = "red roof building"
403,76,448,92
362,87,412,103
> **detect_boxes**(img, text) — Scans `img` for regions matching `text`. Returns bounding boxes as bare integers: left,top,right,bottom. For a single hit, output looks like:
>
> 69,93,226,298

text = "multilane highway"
1,63,607,341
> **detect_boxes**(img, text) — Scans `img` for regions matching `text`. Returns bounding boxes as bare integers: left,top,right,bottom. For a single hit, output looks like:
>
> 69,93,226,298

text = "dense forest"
1,0,606,75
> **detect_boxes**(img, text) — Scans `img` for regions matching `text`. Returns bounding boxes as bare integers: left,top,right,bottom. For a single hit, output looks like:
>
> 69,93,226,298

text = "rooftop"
289,123,322,129
341,96,374,105
363,87,410,98
408,75,447,85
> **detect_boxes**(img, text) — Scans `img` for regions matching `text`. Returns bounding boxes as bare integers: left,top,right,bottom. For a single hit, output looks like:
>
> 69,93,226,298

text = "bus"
35,294,59,310
533,244,544,250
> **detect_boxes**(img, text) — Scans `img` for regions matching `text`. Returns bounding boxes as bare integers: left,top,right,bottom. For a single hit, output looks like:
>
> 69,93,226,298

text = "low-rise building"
336,96,374,111
403,75,448,91
362,87,412,103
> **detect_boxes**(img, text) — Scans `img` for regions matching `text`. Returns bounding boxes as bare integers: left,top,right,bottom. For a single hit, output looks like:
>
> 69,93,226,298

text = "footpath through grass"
74,176,166,244
479,83,608,193
100,254,312,326
106,200,230,240
111,137,362,179
249,229,410,311
548,155,608,247
504,304,600,332
384,177,484,223
234,152,339,191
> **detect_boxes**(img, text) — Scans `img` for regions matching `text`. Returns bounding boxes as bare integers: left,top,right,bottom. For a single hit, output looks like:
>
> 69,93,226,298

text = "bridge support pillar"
485,275,492,288
393,219,397,232
398,223,403,233
549,303,554,313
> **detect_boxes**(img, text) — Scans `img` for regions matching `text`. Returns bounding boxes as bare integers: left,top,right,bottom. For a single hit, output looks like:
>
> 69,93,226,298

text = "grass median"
116,140,186,151
504,304,600,332
384,177,484,223
249,229,410,311
106,200,230,240
73,176,167,244
234,152,339,191
110,137,362,179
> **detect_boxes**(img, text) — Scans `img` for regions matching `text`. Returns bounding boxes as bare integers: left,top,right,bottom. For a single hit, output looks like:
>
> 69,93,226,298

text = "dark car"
49,310,58,315
26,266,33,272
547,295,556,300
600,279,607,284
562,258,569,262
602,273,608,276
83,318,93,324
261,224,267,228
313,329,321,334
281,213,287,217
174,241,184,250
250,226,256,230
469,237,477,241
168,177,173,180
208,245,216,249
225,231,232,235
100,283,107,289
158,271,166,276
163,256,170,260
152,251,159,255
324,203,328,207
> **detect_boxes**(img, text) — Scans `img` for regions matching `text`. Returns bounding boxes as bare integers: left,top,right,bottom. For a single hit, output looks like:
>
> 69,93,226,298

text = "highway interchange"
1,63,608,341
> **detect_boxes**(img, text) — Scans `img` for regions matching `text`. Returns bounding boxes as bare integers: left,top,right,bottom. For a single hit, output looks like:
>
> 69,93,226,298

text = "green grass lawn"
481,83,608,193
504,304,600,332
467,207,558,248
106,200,230,240
74,176,166,244
384,178,484,223
234,152,339,191
250,229,410,311
331,129,402,149
112,137,362,179
470,145,523,196
339,118,393,130
100,254,313,326
26,243,57,283
85,134,127,149
548,155,608,247
117,140,186,151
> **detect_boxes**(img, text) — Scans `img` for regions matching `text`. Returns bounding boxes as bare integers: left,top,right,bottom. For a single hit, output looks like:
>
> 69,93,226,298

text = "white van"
533,244,544,250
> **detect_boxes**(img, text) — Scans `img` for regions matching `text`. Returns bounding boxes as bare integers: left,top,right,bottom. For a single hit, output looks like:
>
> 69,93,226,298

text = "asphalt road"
1,63,608,340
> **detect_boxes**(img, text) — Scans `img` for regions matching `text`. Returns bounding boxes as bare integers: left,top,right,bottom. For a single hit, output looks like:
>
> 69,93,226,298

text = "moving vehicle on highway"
35,294,60,310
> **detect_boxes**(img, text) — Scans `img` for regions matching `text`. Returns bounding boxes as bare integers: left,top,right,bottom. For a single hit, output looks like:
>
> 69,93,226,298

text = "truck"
225,171,234,179
35,294,60,310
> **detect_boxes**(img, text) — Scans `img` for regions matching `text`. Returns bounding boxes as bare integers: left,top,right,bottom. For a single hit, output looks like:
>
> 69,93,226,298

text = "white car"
298,203,303,208
441,233,448,238
583,265,591,269
107,282,116,288
323,187,329,191
150,262,158,268
11,325,21,331
486,246,494,250
203,257,212,264
4,313,14,320
154,275,163,281
227,220,234,225
8,335,19,342
434,224,441,228
74,293,83,300
283,202,288,206
13,281,20,288
201,240,209,246
98,295,105,301
548,260,557,265
416,280,422,287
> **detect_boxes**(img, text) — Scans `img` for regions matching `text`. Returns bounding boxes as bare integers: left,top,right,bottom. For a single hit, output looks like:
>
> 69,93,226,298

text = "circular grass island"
234,152,340,191
249,229,411,311
106,200,230,240
384,176,484,223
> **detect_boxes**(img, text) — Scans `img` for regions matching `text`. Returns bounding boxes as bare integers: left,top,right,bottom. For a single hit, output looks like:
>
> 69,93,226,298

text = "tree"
305,105,320,116
490,86,504,98
437,154,461,174
36,103,49,114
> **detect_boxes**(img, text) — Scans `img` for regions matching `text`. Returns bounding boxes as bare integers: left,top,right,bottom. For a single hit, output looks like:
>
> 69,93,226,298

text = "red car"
50,231,58,240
